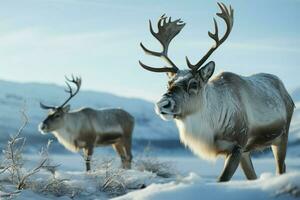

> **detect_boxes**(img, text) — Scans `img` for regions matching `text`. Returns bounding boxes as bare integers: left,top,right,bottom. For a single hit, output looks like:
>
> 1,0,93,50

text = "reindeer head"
39,76,81,133
139,3,233,120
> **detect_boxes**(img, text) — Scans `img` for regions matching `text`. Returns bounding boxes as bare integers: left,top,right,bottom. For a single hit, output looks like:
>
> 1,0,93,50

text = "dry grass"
135,142,176,178
97,158,127,197
136,157,175,178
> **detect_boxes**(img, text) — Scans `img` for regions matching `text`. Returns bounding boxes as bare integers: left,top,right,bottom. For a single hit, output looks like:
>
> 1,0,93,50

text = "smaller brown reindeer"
39,76,134,171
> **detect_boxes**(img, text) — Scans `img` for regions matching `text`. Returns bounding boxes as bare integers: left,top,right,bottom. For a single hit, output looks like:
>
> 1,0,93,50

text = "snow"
3,155,299,200
116,172,300,200
115,158,300,200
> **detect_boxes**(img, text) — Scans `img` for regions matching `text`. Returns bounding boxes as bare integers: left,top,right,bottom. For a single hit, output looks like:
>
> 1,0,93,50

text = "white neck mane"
175,83,239,160
52,128,79,153
52,114,81,153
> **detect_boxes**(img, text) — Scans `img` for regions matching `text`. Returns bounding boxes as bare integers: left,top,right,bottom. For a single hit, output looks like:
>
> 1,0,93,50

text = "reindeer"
38,76,134,171
139,3,294,182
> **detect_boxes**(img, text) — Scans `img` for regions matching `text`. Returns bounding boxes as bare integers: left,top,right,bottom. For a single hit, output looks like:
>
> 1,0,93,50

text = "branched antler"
17,159,48,190
40,75,81,110
60,75,81,108
40,102,56,110
186,2,234,71
139,3,234,75
139,14,185,73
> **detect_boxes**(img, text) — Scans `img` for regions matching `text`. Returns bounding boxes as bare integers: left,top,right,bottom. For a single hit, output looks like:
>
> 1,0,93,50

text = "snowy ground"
115,157,300,200
0,152,299,200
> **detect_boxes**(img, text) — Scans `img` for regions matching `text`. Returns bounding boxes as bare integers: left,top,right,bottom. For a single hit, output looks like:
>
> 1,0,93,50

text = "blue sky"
0,0,299,101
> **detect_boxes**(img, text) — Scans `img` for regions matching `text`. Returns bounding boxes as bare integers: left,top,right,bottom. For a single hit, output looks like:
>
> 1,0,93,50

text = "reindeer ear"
199,61,215,82
62,105,70,113
166,72,176,79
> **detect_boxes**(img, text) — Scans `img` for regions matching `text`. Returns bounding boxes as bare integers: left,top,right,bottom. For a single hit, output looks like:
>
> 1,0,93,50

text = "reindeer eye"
53,113,61,118
188,81,198,90
187,80,199,95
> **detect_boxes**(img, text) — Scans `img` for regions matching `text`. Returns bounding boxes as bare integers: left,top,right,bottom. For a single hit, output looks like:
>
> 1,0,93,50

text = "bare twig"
0,190,21,199
97,158,127,196
41,178,69,193
17,159,48,190
135,143,176,178
3,109,28,184
0,108,58,191
0,165,11,174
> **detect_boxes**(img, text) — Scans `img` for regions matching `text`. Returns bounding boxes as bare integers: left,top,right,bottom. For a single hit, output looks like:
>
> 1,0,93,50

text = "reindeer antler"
40,102,56,110
59,75,81,108
186,2,234,72
139,14,185,73
40,75,81,110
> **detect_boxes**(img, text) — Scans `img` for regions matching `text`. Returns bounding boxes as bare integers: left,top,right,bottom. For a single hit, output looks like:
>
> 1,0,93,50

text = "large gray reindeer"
39,76,134,171
139,3,294,181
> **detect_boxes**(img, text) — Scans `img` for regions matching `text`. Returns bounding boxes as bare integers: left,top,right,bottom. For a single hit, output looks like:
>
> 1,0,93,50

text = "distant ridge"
0,79,178,151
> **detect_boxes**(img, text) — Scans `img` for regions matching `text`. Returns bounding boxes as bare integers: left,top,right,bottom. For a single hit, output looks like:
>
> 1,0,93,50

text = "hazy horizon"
0,0,299,101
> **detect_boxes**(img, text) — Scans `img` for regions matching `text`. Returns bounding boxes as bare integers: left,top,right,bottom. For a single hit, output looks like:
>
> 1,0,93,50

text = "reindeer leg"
271,131,288,175
112,142,127,169
122,136,133,169
83,146,93,172
240,152,257,180
218,145,242,182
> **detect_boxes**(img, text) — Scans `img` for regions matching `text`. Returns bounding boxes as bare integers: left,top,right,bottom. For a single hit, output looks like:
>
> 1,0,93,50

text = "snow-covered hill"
0,80,179,152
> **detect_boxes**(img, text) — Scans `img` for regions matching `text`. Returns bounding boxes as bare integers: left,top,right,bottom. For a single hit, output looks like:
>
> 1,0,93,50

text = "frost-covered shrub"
96,158,127,197
0,110,51,190
0,110,62,198
135,143,176,178
29,176,82,198
136,157,175,178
